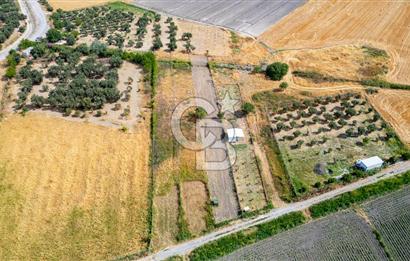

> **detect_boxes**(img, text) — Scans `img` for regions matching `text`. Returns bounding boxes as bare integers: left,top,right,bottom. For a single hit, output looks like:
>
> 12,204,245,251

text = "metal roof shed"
356,156,384,171
226,128,245,143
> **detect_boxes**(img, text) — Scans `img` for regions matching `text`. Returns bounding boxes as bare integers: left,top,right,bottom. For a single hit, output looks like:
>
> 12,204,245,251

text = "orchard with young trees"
0,0,26,48
49,5,195,53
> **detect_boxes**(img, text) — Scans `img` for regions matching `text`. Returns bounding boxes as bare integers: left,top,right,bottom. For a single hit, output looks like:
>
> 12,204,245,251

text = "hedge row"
309,171,410,218
189,212,306,261
360,78,410,90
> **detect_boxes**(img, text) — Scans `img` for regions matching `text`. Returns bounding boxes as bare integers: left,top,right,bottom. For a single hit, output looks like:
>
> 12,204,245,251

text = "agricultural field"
367,89,410,146
255,91,403,195
134,0,305,36
0,0,26,49
260,0,410,84
215,83,267,211
221,211,387,261
48,0,128,11
0,113,150,260
362,186,410,261
50,4,230,57
8,43,149,129
152,62,210,250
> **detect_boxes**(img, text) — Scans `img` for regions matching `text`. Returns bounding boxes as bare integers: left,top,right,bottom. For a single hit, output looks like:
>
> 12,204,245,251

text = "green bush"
309,171,410,218
46,28,63,43
266,62,288,81
242,102,255,115
279,82,288,89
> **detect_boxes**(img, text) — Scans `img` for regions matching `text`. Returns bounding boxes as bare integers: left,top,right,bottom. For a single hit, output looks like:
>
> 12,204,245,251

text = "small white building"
22,47,33,57
226,128,245,143
356,156,384,171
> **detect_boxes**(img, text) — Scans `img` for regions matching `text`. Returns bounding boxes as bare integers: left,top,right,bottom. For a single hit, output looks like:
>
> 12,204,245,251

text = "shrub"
242,102,255,115
279,81,288,90
191,107,207,119
266,62,289,81
310,171,410,218
46,28,63,43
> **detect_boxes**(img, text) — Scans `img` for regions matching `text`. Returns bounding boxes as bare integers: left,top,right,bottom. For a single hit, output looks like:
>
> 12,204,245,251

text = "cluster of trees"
151,23,162,50
0,0,26,46
15,42,124,113
266,62,288,81
38,0,53,11
166,19,178,51
51,7,134,43
181,32,195,54
15,65,43,108
135,13,151,48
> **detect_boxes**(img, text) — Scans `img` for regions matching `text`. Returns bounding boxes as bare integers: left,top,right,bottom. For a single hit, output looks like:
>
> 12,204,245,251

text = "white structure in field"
226,128,245,143
356,156,384,171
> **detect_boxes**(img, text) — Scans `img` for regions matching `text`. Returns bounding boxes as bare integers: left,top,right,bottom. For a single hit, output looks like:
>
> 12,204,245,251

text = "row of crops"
0,0,26,46
221,186,410,261
220,211,388,261
363,186,410,261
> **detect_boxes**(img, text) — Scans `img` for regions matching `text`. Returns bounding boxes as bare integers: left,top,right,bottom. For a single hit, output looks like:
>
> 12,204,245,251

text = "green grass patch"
362,45,388,58
292,70,350,84
159,60,192,70
309,171,410,218
189,211,306,261
176,183,192,242
107,1,155,16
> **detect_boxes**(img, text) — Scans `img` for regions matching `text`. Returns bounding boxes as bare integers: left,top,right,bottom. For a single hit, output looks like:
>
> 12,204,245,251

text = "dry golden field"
152,65,208,250
0,114,150,260
260,0,410,84
368,89,410,146
48,0,130,10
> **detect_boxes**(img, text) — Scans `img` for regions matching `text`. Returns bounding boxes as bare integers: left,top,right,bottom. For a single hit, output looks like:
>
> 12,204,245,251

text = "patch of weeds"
362,45,388,58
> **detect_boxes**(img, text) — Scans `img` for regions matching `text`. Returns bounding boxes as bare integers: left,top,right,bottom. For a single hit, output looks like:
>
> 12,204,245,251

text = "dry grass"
152,66,208,249
181,181,208,236
260,0,410,84
0,113,150,260
48,0,130,10
367,89,410,146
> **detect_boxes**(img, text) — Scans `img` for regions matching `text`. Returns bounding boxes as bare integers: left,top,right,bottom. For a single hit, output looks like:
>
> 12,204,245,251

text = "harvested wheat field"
49,0,129,10
368,89,410,146
0,114,150,260
260,0,410,84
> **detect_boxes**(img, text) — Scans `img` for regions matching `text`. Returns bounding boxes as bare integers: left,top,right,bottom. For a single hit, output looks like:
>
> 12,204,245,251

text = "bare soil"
181,181,208,236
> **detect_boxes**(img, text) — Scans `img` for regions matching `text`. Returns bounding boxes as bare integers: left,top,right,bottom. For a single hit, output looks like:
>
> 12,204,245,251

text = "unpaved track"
140,160,410,260
0,0,49,60
191,55,239,223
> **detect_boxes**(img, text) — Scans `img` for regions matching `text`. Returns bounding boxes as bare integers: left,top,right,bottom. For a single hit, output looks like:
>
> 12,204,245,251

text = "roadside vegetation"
0,0,26,49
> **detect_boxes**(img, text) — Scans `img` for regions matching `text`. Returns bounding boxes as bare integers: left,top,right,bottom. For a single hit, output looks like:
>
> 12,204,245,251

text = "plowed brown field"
260,0,410,84
367,89,410,146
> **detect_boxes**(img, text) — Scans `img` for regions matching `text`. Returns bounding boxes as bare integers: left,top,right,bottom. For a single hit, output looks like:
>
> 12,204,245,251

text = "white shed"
22,47,33,57
226,128,245,143
356,156,384,171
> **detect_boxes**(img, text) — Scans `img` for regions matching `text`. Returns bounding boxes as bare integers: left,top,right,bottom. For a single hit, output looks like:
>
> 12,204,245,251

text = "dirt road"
191,55,239,223
0,0,49,60
140,160,410,260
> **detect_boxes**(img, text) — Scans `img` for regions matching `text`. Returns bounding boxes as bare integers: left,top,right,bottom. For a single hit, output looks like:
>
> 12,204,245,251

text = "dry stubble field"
260,0,410,84
0,113,150,260
368,89,410,146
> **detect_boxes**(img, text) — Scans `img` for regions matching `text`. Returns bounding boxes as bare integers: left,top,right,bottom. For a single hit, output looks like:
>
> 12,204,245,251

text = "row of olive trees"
0,0,26,46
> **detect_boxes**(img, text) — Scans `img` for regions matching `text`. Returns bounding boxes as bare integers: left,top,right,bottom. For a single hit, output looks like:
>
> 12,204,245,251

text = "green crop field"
362,186,410,261
220,211,387,261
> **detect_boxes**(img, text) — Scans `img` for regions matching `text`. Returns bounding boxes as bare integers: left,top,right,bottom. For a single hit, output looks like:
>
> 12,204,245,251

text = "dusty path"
0,0,49,60
140,160,410,260
191,55,239,223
